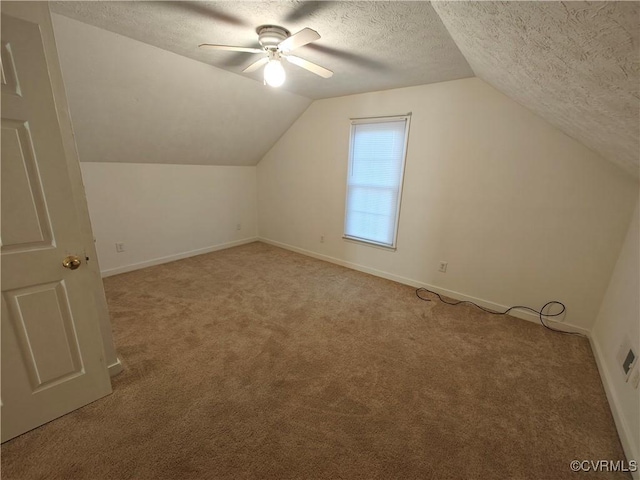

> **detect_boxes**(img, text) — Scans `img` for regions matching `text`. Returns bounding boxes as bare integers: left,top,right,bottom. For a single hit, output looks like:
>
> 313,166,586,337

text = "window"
344,115,411,249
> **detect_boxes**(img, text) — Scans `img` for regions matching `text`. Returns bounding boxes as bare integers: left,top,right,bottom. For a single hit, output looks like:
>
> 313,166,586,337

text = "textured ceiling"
433,1,640,178
50,1,474,99
50,1,639,176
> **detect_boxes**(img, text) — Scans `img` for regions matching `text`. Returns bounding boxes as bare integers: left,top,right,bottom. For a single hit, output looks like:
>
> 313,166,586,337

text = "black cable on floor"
415,287,586,337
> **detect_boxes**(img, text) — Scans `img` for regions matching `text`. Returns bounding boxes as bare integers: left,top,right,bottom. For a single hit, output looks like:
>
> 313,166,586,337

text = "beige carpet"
1,242,628,479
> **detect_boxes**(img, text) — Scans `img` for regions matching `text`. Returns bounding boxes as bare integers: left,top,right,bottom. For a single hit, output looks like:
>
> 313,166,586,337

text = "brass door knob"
62,255,81,270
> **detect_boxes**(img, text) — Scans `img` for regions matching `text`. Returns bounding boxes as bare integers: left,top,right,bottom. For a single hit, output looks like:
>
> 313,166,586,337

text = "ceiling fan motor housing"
257,25,291,50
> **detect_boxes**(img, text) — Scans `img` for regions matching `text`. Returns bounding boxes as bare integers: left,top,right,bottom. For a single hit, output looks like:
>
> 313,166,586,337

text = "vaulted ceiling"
432,1,639,177
51,1,639,176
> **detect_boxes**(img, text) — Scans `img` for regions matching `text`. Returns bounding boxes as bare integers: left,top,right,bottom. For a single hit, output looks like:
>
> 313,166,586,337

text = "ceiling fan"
199,25,333,87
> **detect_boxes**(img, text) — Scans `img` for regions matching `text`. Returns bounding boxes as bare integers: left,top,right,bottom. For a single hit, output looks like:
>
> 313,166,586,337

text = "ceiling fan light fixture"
200,25,333,84
264,58,286,87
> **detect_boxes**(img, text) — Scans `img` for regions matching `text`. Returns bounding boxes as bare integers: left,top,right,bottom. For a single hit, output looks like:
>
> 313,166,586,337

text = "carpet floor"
1,242,628,479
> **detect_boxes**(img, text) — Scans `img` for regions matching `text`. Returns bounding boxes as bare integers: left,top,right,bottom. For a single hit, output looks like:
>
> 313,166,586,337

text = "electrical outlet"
438,261,448,273
617,337,636,380
320,235,325,243
236,223,242,231
623,350,637,377
115,242,125,253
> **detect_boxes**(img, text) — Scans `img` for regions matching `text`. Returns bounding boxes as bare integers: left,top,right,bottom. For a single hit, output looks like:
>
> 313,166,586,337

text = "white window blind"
344,116,410,248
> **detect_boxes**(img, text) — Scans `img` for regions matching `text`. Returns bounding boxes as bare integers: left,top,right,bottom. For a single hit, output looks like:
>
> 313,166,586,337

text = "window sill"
342,235,397,252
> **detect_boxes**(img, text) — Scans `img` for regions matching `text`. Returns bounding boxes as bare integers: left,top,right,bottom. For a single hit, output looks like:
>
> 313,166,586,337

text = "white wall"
81,163,257,276
51,14,267,276
592,199,640,466
51,14,311,167
257,77,638,332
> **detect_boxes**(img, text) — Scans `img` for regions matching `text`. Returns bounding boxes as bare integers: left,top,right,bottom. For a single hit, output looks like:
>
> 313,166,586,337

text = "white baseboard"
257,237,591,336
107,356,124,377
100,237,259,277
590,335,639,475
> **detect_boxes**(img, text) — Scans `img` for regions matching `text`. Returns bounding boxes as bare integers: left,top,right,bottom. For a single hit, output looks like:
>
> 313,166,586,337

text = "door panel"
1,41,21,96
3,282,83,390
1,119,53,250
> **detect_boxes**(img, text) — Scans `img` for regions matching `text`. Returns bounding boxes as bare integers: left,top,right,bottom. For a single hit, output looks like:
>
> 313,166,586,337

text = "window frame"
342,114,412,250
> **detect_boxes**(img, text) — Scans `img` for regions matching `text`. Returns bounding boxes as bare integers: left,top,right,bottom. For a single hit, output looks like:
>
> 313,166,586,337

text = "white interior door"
1,5,112,442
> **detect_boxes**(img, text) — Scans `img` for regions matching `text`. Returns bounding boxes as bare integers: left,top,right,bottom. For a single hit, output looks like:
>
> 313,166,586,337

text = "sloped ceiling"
51,14,311,166
432,1,640,178
50,1,639,175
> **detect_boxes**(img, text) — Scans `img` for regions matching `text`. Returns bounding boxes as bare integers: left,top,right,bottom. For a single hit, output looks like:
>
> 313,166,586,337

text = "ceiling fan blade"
164,2,250,28
223,52,255,68
306,44,389,71
278,28,320,52
243,56,269,73
284,2,329,23
284,55,333,78
199,44,264,54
